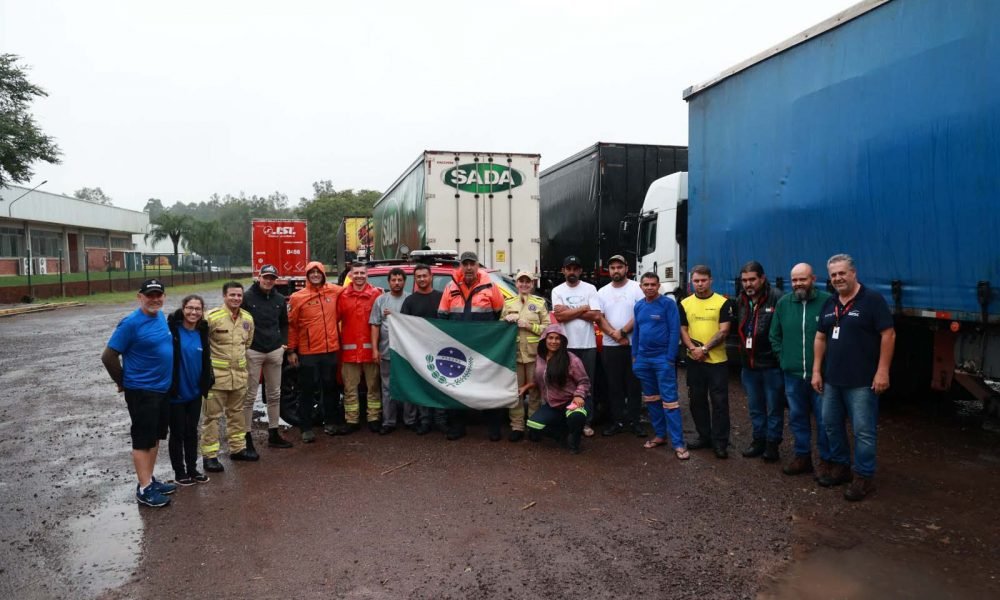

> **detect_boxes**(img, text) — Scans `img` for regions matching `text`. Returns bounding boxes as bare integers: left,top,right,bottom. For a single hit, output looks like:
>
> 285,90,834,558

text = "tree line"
144,181,381,268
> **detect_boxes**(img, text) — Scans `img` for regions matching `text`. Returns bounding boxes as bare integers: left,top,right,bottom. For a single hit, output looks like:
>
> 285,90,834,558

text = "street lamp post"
7,179,47,218
6,180,47,301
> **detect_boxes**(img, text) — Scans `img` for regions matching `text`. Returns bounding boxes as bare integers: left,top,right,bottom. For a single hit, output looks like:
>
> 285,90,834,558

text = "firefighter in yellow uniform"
200,282,256,472
500,271,550,441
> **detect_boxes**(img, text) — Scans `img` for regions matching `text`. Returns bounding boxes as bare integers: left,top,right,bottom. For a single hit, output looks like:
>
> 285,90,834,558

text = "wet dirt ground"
1,301,999,599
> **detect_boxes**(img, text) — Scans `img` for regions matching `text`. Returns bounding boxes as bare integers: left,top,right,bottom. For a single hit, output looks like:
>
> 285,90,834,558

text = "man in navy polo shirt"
102,279,178,507
811,254,895,501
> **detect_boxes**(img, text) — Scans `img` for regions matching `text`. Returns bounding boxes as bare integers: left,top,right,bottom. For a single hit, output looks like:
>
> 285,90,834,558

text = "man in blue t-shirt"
811,254,895,502
631,272,686,459
102,279,177,508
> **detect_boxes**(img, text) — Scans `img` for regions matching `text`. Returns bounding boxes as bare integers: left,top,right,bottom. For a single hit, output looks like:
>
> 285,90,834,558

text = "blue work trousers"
633,357,684,448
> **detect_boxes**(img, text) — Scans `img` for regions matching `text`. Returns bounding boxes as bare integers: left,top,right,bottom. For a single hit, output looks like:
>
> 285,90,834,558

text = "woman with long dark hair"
525,323,590,453
167,294,214,485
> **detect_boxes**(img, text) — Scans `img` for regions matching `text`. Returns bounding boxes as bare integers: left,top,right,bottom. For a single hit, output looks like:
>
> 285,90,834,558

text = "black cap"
563,255,581,267
139,279,165,295
459,251,478,263
259,264,279,278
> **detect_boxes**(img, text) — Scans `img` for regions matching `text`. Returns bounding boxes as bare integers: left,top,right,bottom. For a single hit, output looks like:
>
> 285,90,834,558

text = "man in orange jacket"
437,251,505,440
287,261,346,442
337,262,383,432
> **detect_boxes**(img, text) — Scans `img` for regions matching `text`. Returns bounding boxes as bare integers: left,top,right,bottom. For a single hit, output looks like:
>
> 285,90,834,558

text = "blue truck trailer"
681,0,1000,403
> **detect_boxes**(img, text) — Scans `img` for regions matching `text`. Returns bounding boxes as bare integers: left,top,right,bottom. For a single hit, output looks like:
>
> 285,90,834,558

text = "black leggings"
168,398,202,478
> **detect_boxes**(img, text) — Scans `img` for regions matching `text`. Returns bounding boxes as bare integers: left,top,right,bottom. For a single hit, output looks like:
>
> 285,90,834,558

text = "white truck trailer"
371,150,541,277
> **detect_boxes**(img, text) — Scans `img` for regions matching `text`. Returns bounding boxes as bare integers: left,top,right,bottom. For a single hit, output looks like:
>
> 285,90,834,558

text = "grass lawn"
31,278,254,305
0,269,189,287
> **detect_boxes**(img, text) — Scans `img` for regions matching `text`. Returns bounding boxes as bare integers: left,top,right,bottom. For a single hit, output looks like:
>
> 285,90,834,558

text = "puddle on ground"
761,545,966,600
63,498,142,597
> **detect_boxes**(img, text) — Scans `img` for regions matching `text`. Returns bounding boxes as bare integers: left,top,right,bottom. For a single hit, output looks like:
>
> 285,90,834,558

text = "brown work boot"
782,454,814,476
844,475,875,501
817,462,853,487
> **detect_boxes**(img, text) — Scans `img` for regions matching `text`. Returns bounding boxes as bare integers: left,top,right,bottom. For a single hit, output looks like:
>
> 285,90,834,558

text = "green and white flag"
389,314,517,409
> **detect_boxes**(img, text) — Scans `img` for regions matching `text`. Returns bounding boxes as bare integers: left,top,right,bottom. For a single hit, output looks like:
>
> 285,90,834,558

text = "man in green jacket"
769,263,832,478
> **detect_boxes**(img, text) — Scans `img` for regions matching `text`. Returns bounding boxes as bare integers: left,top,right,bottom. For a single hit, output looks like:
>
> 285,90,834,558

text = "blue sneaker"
136,484,171,508
150,476,177,495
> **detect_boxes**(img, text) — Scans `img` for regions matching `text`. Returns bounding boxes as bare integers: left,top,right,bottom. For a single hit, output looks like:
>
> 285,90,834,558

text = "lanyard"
740,300,760,342
834,299,855,326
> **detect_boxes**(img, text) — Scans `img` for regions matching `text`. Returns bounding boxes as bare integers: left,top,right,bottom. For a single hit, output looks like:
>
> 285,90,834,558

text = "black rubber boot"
268,427,293,448
243,432,260,460
568,430,582,454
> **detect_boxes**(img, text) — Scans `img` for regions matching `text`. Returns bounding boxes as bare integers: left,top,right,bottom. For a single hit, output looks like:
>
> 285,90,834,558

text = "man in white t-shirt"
550,255,601,436
596,254,647,437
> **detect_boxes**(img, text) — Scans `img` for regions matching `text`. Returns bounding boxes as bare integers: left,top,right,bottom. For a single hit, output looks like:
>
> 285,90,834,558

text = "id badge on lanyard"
833,299,853,341
745,337,753,349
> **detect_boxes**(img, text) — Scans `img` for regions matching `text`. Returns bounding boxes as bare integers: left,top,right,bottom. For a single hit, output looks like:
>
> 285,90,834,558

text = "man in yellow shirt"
679,265,734,459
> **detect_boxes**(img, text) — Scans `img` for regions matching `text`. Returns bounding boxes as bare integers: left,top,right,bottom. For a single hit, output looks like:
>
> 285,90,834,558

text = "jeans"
601,345,642,426
822,384,879,477
741,367,785,442
686,361,730,445
784,374,830,460
569,348,597,425
633,357,684,448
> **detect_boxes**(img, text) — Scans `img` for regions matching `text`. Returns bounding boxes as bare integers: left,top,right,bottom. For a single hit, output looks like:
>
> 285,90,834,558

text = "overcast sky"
2,0,858,212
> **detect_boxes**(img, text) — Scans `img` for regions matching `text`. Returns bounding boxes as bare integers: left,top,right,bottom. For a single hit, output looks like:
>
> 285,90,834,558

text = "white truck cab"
633,172,687,295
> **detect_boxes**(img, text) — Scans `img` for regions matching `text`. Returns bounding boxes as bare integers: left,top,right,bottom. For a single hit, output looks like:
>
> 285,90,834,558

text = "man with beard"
400,263,446,434
550,256,601,437
736,261,785,463
371,268,411,434
812,254,895,501
596,254,646,437
770,263,831,478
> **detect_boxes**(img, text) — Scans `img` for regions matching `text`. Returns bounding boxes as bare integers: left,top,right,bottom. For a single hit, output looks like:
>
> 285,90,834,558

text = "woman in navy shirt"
167,295,215,485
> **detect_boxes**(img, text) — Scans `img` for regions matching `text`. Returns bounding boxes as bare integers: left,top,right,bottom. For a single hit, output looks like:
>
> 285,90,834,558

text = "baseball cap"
139,279,165,295
515,270,534,281
562,255,581,267
608,254,627,266
459,251,479,263
259,264,279,278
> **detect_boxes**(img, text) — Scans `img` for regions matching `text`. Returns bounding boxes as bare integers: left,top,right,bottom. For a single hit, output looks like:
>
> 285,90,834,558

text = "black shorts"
124,389,170,450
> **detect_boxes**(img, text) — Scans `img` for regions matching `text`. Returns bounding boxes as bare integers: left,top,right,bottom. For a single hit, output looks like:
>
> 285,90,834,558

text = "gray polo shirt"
369,291,410,358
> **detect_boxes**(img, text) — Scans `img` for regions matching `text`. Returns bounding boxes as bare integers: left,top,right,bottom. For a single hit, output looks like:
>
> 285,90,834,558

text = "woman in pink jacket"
525,323,591,454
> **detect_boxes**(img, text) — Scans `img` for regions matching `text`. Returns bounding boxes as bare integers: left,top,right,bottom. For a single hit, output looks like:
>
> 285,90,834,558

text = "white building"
0,185,149,275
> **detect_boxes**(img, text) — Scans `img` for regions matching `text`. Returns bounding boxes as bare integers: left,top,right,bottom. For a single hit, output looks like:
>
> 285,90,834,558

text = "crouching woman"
525,323,590,454
167,295,215,485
